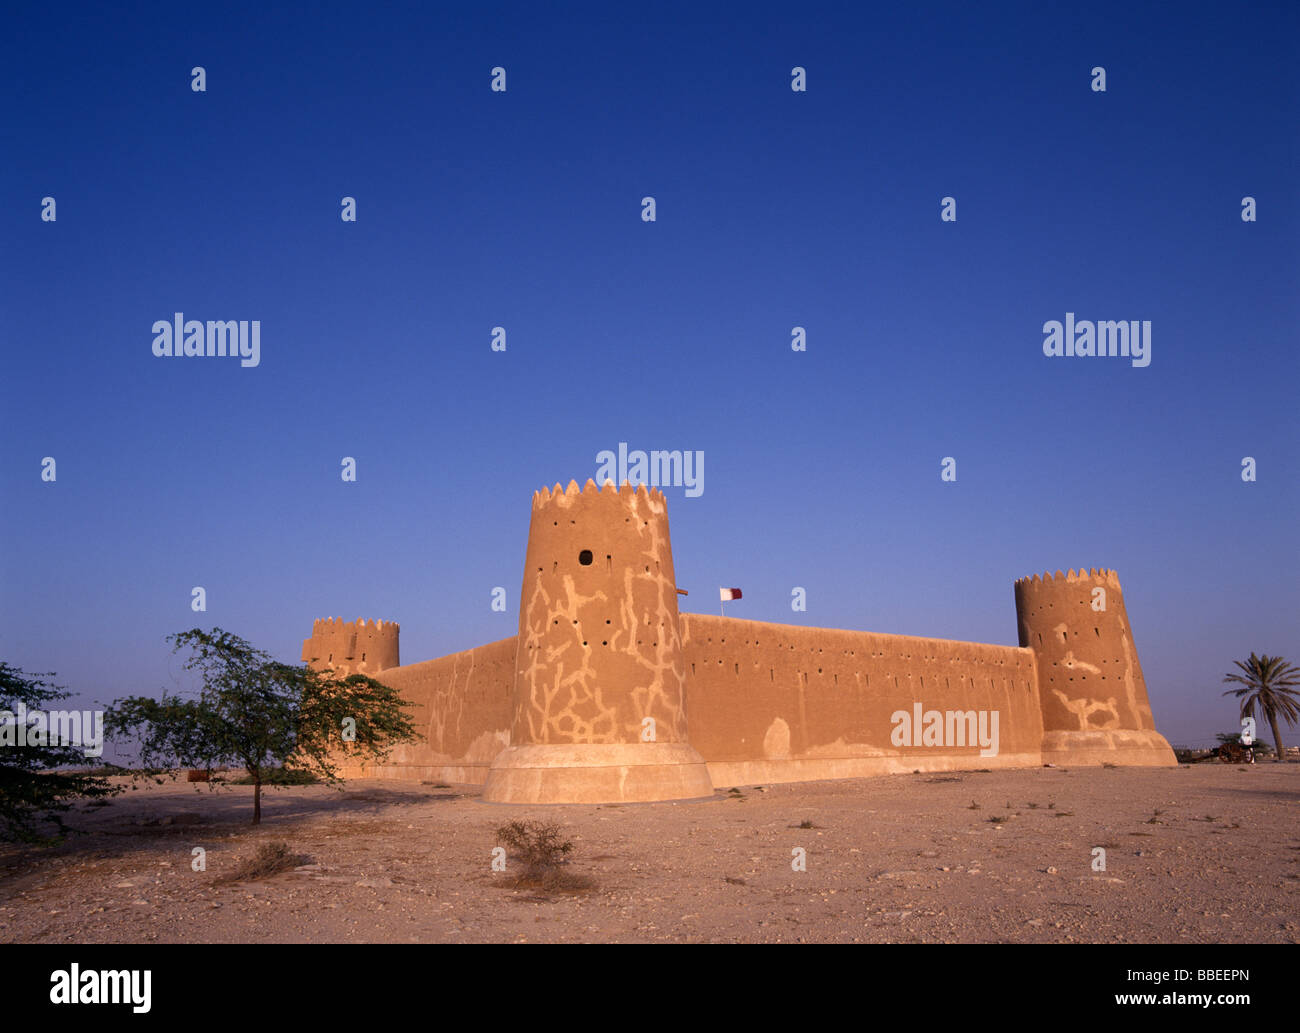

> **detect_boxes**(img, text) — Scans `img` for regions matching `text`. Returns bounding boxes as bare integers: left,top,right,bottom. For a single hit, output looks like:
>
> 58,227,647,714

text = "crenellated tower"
482,479,713,803
1014,568,1174,766
301,617,400,677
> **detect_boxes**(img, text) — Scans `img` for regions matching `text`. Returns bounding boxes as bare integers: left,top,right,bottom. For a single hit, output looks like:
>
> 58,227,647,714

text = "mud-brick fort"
302,480,1175,804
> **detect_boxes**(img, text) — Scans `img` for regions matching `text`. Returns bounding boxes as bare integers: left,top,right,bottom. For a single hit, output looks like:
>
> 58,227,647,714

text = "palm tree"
1222,654,1300,763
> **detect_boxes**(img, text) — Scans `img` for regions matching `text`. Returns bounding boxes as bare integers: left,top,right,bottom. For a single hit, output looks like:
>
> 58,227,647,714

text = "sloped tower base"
481,742,714,804
1042,729,1177,767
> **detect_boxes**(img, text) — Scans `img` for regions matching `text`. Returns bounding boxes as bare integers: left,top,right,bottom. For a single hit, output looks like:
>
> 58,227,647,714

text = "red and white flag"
719,587,743,601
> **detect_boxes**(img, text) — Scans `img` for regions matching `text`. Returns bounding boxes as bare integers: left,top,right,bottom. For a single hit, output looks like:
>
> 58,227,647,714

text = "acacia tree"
1222,653,1300,763
0,662,119,842
104,628,420,824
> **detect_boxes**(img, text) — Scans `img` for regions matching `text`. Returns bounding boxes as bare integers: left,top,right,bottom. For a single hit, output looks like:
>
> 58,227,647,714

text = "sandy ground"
1,763,1296,943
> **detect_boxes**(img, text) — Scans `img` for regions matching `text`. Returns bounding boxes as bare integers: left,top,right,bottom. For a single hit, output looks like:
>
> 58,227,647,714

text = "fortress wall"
343,636,516,784
680,615,1044,786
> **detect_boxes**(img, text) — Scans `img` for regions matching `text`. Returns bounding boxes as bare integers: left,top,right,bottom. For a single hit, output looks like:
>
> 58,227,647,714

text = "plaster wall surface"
337,636,514,783
681,614,1044,785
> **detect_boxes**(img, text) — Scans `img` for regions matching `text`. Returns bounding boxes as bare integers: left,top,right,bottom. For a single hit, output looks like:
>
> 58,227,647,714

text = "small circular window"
578,549,593,565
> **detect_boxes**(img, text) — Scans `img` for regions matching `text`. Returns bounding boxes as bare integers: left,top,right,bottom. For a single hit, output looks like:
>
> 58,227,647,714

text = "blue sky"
2,0,1296,749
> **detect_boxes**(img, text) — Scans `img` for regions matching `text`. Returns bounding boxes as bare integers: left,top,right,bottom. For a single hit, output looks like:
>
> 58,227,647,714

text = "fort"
302,479,1176,803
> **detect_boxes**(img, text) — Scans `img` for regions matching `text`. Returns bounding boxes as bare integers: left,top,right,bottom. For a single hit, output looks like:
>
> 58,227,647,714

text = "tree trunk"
253,771,262,824
1268,714,1286,763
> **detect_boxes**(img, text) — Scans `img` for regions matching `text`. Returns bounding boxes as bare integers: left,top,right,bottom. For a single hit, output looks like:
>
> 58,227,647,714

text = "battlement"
307,616,400,635
1015,568,1120,588
532,478,666,511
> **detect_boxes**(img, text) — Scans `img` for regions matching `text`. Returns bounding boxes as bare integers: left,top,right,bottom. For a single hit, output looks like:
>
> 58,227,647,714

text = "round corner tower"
301,617,400,677
482,479,713,803
1014,568,1174,766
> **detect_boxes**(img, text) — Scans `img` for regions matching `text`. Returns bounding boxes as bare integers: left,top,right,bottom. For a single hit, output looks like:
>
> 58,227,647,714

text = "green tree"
0,662,119,842
1222,653,1300,764
104,628,420,824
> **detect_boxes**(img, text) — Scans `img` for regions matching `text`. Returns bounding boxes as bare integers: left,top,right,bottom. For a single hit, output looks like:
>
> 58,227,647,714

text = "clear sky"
2,0,1296,750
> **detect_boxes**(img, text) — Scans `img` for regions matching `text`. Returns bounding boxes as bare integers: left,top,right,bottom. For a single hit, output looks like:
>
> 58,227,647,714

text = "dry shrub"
219,840,307,884
495,820,594,893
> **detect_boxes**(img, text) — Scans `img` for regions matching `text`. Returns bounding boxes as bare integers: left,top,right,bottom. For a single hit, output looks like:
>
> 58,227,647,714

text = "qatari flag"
719,587,742,601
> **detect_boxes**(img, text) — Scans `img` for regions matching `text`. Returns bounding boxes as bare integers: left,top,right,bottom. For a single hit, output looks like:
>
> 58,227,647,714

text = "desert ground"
1,763,1296,944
